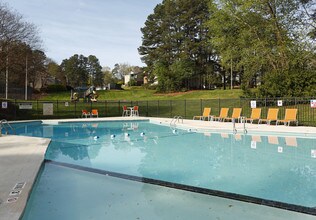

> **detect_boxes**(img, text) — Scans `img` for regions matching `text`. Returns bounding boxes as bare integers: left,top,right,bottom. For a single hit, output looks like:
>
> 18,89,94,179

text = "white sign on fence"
277,100,283,107
19,103,32,110
2,102,7,109
311,100,316,108
43,103,53,115
65,102,69,107
250,100,257,108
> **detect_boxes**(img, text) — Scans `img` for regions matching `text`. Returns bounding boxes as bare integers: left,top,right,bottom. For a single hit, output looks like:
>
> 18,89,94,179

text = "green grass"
40,88,244,101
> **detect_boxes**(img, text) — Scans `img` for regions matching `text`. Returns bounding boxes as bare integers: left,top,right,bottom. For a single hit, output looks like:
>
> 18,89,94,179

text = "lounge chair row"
82,109,98,118
193,108,298,126
81,106,140,118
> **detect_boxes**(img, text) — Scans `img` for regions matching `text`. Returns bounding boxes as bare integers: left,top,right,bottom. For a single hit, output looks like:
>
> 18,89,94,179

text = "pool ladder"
170,116,183,125
232,117,247,134
0,119,16,136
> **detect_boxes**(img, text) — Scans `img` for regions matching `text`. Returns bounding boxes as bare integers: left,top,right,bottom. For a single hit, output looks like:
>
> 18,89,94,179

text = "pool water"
9,121,316,218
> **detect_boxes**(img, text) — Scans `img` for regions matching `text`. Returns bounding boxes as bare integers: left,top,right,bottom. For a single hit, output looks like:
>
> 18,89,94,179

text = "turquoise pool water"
8,120,316,218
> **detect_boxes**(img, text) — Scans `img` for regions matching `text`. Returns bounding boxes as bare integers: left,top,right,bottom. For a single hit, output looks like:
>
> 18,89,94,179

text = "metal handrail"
232,117,247,135
170,116,183,125
232,118,237,134
0,119,16,135
242,117,248,134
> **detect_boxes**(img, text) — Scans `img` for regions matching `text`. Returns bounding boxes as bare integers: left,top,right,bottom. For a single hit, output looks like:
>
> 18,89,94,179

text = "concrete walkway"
41,116,316,136
0,135,50,220
149,117,316,136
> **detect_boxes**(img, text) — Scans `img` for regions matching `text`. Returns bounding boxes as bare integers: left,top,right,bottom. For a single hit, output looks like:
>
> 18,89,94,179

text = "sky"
5,0,162,68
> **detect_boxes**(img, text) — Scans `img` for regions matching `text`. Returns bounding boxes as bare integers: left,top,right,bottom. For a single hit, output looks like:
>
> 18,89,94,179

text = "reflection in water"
268,136,279,145
285,136,297,147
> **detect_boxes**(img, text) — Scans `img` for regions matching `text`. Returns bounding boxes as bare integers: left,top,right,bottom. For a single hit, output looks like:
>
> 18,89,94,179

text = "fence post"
264,97,267,117
56,100,59,117
104,100,106,117
146,101,149,117
74,101,77,118
36,100,39,119
157,100,159,117
14,99,17,120
200,99,202,115
170,100,172,117
184,100,186,119
218,98,221,114
118,101,121,116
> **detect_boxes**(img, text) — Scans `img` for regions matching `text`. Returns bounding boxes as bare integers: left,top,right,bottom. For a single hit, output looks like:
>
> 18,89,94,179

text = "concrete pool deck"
42,116,316,135
0,135,50,220
0,117,315,219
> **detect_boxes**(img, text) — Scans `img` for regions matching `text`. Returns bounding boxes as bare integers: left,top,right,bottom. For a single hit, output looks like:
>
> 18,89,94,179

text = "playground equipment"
71,86,99,102
85,86,99,102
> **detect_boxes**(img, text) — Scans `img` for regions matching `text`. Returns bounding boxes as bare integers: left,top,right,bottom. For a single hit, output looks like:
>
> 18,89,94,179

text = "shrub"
46,84,67,93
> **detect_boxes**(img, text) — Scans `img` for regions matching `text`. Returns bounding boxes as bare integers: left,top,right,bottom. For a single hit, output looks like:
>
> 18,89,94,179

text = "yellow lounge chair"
193,107,211,121
224,108,242,122
245,108,261,124
276,109,298,126
211,108,229,122
258,108,279,125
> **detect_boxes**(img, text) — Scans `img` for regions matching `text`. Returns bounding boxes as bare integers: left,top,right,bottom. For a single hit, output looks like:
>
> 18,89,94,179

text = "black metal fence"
1,97,316,126
0,86,33,100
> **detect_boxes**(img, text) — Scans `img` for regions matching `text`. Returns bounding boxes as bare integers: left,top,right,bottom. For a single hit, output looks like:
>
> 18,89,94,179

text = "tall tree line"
60,54,103,88
139,0,216,92
209,0,316,97
0,2,44,97
139,0,316,97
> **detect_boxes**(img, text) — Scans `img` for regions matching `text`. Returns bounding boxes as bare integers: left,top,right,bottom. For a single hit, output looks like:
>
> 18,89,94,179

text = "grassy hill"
40,87,244,101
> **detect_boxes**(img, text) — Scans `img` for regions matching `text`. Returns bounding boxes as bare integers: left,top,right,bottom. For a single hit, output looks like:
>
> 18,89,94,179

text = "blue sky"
5,0,162,68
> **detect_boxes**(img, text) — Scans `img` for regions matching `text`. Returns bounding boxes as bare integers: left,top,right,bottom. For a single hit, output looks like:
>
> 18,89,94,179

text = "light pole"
5,55,8,99
25,55,28,100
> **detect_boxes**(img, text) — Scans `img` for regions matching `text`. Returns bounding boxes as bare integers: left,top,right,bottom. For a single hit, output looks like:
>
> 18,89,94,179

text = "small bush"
128,79,137,87
46,84,67,93
66,85,74,91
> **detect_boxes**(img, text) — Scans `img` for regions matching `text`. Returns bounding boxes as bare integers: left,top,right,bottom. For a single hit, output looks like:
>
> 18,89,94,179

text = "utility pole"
25,55,28,100
5,55,8,99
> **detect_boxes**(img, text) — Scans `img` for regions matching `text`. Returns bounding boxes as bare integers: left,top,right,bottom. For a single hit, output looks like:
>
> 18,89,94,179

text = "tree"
27,49,46,88
61,54,89,88
46,60,66,85
208,0,316,97
111,63,132,80
103,66,117,85
61,54,103,88
87,55,103,87
139,0,216,92
299,0,316,40
0,2,42,98
0,2,41,48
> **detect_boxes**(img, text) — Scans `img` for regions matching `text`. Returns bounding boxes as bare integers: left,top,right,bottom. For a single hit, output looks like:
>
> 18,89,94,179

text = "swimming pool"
8,120,316,218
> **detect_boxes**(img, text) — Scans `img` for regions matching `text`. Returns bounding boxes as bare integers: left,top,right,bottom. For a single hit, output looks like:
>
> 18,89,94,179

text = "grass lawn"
39,88,244,101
